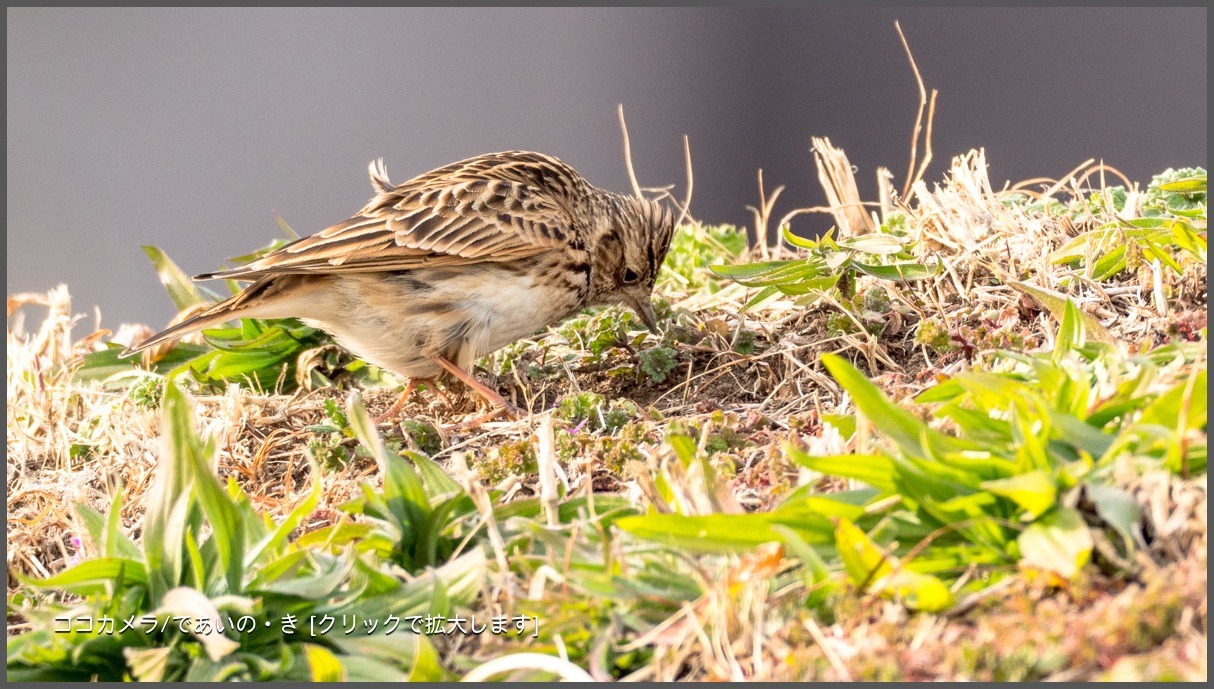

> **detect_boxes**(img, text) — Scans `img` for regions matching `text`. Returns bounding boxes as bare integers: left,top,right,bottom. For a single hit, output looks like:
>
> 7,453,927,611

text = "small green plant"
1051,169,1206,280
637,345,678,384
472,440,538,483
1143,167,1207,218
710,227,937,311
126,375,164,409
300,394,481,574
6,383,480,681
619,300,1205,618
556,392,640,433
658,224,748,292
76,242,378,394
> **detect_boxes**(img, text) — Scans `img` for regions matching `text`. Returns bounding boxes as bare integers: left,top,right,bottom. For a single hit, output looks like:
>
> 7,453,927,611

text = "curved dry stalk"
1074,161,1135,190
909,89,938,192
672,134,695,230
1010,176,1059,191
617,104,694,231
617,103,644,199
746,169,785,259
896,21,938,199
1044,158,1096,199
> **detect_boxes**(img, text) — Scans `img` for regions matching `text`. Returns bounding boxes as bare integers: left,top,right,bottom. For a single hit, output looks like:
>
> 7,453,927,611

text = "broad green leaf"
742,284,781,311
123,647,173,682
851,261,937,282
980,470,1057,519
836,233,906,254
1170,220,1207,262
1017,507,1093,579
820,413,856,440
709,259,804,281
181,433,245,593
1138,370,1206,430
822,353,967,458
871,569,955,612
245,473,321,566
1055,298,1086,356
1084,484,1141,546
302,643,346,682
913,377,965,404
27,557,148,595
156,587,241,661
786,448,898,494
833,517,891,587
1157,176,1207,193
616,512,833,553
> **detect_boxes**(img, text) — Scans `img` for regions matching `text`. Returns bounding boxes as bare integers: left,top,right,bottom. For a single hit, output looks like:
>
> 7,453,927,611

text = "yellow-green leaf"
981,470,1057,520
834,517,892,587
1017,507,1093,579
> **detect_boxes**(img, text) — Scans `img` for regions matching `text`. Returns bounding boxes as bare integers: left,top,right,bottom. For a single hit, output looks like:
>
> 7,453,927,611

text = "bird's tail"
119,277,279,358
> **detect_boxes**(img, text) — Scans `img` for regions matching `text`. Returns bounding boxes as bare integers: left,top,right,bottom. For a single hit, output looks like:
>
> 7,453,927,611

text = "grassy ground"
6,148,1206,681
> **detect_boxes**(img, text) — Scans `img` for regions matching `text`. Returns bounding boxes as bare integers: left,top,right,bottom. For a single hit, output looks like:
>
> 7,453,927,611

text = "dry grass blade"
812,136,876,236
896,20,938,199
617,103,644,199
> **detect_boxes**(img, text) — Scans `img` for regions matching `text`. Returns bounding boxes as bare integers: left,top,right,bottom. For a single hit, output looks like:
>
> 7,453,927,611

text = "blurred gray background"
8,7,1207,328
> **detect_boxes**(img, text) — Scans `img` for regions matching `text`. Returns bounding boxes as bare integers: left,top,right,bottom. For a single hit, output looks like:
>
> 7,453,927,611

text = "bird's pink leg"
432,355,522,429
375,377,440,424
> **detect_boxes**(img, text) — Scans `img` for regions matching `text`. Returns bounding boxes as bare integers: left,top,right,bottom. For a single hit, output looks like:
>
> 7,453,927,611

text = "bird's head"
585,193,677,331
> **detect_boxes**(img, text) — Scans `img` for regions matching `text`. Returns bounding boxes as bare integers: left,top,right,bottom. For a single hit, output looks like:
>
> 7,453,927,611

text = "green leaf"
616,512,834,553
1084,484,1141,545
1138,370,1206,430
980,470,1057,520
741,284,781,311
1009,282,1114,345
27,557,148,595
142,245,215,310
871,569,955,612
123,647,174,682
820,413,856,440
1017,507,1093,579
833,517,891,587
851,261,937,282
821,353,966,458
1157,176,1207,193
1055,298,1086,357
786,448,898,494
302,643,346,682
709,259,802,281
245,472,321,566
184,448,245,594
836,233,907,254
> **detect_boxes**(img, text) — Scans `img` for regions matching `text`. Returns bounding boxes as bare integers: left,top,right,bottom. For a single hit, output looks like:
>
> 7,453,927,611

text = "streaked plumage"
123,151,677,418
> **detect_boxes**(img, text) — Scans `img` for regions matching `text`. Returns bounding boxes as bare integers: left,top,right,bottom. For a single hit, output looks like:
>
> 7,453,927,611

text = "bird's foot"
374,378,443,424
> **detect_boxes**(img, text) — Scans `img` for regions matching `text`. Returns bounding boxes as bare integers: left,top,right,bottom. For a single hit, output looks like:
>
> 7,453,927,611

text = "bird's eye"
622,267,641,285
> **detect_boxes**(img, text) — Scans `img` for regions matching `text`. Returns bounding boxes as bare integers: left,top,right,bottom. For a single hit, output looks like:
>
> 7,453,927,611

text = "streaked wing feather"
212,164,577,279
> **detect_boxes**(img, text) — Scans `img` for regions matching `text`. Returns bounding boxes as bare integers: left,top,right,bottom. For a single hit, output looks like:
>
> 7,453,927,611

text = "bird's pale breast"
298,261,586,380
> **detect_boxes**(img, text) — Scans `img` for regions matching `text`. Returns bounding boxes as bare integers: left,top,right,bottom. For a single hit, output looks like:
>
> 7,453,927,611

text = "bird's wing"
200,156,580,280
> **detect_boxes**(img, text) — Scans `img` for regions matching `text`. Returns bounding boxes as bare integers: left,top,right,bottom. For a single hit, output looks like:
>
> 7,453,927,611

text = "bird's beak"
627,295,660,333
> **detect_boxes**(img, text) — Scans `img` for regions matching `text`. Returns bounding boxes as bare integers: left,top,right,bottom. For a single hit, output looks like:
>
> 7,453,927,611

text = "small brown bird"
122,151,677,424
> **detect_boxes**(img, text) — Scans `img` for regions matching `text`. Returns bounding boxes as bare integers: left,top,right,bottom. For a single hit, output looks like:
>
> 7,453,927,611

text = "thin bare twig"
617,103,643,199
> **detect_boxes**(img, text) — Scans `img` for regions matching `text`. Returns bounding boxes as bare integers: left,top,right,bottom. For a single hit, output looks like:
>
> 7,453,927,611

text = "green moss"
557,392,639,433
733,328,757,355
473,440,537,483
127,376,164,409
593,421,655,474
914,317,954,353
401,419,442,456
638,345,678,384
